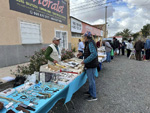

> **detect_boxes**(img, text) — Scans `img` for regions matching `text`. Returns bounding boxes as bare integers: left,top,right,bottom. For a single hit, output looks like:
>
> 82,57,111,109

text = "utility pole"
104,6,107,38
100,6,107,47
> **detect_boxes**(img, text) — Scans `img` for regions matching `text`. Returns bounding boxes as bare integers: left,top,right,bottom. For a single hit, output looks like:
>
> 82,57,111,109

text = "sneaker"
83,91,90,96
86,96,97,101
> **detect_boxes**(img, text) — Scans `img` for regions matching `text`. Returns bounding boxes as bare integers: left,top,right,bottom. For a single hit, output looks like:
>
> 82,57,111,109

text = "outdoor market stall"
0,58,99,113
98,46,107,63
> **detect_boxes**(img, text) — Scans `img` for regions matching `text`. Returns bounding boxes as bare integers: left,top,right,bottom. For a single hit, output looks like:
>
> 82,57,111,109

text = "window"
55,30,68,49
71,33,82,37
20,21,42,44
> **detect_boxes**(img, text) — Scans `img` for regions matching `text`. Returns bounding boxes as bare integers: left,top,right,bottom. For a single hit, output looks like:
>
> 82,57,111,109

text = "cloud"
107,0,150,36
70,0,150,37
123,0,150,10
70,0,115,23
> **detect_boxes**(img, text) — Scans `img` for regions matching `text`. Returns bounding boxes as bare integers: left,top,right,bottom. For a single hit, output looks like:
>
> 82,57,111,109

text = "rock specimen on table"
0,102,4,110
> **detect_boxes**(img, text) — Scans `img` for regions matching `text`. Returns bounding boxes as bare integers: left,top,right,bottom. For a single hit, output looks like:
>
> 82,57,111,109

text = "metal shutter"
20,21,42,44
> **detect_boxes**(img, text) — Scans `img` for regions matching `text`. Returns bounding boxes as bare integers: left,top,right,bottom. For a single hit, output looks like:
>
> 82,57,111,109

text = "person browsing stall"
103,41,112,62
81,31,99,101
45,37,61,65
78,39,84,59
78,39,84,53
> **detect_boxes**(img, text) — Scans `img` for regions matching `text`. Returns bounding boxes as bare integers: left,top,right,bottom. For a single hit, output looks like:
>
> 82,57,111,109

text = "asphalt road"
50,56,150,113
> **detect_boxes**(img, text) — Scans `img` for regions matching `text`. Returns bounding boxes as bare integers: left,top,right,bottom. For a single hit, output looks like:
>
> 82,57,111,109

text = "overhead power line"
71,0,106,10
71,0,105,10
71,5,117,16
71,0,121,12
91,0,98,4
71,0,120,11
71,0,150,16
71,0,105,7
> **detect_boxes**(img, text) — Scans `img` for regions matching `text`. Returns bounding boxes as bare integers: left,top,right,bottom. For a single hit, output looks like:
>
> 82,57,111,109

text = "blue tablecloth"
0,70,98,113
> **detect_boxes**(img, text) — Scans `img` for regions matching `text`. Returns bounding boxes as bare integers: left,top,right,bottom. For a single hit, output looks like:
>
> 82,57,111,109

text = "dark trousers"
146,49,150,60
127,49,131,57
122,48,125,55
118,48,120,55
135,50,141,61
78,50,83,59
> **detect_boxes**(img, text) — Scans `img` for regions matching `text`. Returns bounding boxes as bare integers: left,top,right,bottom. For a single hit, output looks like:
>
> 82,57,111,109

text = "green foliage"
115,29,132,40
115,32,122,36
71,47,76,52
132,32,140,41
141,24,150,37
11,48,47,76
61,49,75,61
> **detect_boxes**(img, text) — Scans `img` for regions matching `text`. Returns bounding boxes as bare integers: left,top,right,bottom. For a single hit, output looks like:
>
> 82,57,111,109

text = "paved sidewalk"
0,63,28,83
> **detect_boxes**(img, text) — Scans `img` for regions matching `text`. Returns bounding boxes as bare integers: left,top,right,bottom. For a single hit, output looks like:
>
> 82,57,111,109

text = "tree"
141,24,150,38
115,32,123,36
132,32,139,41
122,29,132,39
115,29,132,40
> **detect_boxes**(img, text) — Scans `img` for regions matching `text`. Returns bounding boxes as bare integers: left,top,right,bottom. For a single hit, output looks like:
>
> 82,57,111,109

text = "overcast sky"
70,0,150,37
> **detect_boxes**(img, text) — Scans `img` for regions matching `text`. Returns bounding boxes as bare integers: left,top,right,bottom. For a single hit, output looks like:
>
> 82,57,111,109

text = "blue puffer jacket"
144,39,150,49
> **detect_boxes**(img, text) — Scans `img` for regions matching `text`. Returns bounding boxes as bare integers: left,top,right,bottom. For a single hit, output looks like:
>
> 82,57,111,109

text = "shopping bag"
111,49,114,56
117,49,119,54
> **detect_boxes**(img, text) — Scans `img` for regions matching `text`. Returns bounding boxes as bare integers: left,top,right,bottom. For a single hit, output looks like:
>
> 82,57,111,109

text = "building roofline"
92,24,105,26
70,16,101,29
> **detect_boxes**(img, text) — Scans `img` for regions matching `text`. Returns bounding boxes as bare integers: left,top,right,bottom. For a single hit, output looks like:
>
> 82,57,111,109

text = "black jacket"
134,40,144,51
84,39,99,68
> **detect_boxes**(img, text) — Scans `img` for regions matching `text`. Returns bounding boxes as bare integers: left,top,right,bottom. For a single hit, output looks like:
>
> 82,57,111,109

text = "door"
55,30,68,50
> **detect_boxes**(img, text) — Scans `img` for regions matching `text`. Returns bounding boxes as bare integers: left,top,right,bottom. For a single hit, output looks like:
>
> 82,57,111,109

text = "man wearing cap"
82,31,99,101
45,37,61,65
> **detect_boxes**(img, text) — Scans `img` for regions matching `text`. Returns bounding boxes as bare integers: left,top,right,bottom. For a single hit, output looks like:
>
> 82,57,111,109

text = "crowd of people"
64,34,150,101
100,37,127,62
98,36,150,62
134,37,150,61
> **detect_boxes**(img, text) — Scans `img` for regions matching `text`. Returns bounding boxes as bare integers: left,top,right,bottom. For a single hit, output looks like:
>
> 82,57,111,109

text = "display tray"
98,56,106,58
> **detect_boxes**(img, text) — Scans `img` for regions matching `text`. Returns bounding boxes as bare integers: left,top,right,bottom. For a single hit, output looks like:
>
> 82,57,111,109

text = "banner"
82,23,101,36
71,18,82,33
9,0,68,25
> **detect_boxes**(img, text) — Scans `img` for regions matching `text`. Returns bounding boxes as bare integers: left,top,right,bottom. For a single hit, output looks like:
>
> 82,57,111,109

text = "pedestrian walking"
82,31,99,101
126,40,133,57
134,38,144,61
